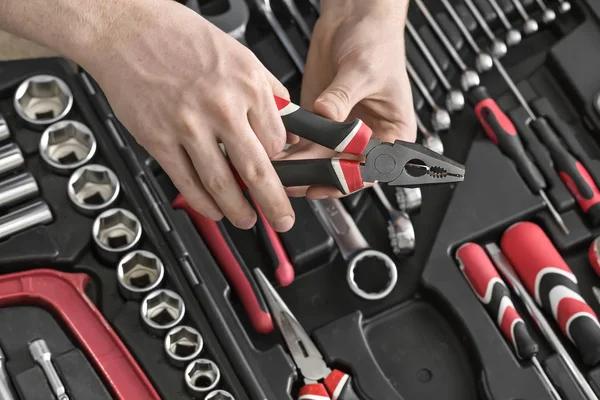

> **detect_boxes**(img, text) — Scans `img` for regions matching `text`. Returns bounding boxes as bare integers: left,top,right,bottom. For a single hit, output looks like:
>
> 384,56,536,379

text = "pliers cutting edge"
272,96,465,194
254,268,362,400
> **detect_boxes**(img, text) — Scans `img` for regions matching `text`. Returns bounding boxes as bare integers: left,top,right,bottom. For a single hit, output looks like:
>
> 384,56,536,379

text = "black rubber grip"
272,159,361,194
337,378,361,400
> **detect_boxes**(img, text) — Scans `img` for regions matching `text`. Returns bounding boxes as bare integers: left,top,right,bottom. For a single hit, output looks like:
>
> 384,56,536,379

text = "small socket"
117,250,164,300
14,75,73,126
140,289,185,336
92,208,142,264
164,326,203,368
206,390,235,400
68,164,120,215
40,120,96,173
184,359,220,396
0,143,24,177
0,114,9,141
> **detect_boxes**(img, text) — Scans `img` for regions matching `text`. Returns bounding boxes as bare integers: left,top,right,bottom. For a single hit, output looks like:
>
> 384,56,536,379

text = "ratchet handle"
272,158,363,195
172,194,274,334
456,242,539,360
274,96,372,155
501,221,600,366
298,370,361,400
471,87,545,193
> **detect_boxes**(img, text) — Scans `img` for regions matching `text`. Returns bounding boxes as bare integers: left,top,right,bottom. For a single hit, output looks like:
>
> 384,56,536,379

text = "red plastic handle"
589,237,600,277
172,194,274,334
298,370,360,400
0,269,159,400
501,221,600,366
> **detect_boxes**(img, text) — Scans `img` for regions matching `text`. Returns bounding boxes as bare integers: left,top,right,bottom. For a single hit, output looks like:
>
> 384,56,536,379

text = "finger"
153,144,224,221
248,90,287,158
266,71,290,101
223,124,296,232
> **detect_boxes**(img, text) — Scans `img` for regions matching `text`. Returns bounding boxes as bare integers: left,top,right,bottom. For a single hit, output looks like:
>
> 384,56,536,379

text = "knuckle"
328,85,352,106
240,157,272,186
264,131,286,157
204,172,231,194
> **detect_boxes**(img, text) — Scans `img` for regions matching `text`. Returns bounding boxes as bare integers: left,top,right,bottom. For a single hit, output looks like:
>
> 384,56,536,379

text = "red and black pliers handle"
298,370,361,400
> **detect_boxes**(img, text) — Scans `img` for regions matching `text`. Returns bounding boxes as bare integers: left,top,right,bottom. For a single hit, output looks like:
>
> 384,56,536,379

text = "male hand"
276,0,417,199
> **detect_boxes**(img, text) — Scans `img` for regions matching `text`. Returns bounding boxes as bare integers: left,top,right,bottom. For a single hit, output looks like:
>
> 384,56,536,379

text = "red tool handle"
247,192,295,287
589,237,600,277
173,194,274,334
456,243,539,360
530,117,600,225
274,96,372,155
501,221,600,366
299,369,360,400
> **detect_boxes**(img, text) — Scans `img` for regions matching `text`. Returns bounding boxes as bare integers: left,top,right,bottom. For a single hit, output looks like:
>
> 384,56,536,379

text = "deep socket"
184,359,221,396
40,120,97,173
0,143,24,176
0,200,53,241
206,390,235,400
92,208,142,264
29,339,70,400
68,164,120,215
0,345,17,400
0,114,9,142
0,173,39,209
164,325,203,368
14,75,73,126
117,250,165,300
140,289,186,336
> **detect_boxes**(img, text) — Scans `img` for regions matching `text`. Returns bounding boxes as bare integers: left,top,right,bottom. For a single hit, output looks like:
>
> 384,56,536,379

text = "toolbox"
2,0,600,399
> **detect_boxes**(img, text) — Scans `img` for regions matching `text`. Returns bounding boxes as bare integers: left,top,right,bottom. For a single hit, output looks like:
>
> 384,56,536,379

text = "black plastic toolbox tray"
0,59,247,400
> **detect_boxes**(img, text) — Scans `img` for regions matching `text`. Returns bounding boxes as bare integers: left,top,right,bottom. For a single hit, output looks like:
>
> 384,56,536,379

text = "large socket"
0,201,53,241
92,208,142,264
40,120,97,173
68,164,120,215
206,390,234,400
0,143,24,176
117,250,164,300
140,289,186,336
184,359,221,396
164,325,203,368
0,173,39,209
13,75,73,126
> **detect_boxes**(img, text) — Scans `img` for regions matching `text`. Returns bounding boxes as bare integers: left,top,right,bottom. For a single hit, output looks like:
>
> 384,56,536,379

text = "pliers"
254,268,362,400
272,96,465,194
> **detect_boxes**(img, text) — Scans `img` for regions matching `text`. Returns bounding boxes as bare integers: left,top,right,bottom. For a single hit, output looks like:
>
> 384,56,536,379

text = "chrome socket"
0,201,53,241
0,114,9,142
14,75,73,126
0,143,24,177
395,187,422,214
184,359,220,396
164,326,203,368
117,250,165,300
206,390,235,400
68,164,120,215
0,173,39,209
92,208,142,264
40,120,97,173
140,289,185,336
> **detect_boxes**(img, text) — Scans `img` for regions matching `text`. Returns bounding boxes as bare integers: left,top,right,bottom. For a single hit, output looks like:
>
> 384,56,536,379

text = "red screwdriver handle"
172,194,274,334
456,242,539,360
298,370,361,400
501,221,600,366
274,96,372,155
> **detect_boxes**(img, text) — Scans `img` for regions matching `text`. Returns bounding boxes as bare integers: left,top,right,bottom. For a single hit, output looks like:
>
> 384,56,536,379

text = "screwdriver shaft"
539,190,569,234
492,57,537,120
531,356,563,400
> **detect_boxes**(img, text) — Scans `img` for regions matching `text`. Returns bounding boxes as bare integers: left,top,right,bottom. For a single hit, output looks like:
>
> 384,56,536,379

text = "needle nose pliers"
272,96,465,194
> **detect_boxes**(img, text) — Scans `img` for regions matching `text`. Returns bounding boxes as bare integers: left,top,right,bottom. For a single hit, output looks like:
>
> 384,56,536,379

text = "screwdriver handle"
501,221,600,366
274,96,372,155
530,117,600,225
456,242,539,360
471,86,546,193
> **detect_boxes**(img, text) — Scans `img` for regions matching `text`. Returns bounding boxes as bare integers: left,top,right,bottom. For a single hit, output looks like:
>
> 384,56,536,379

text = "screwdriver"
455,242,562,400
492,58,600,226
470,85,569,234
501,221,600,367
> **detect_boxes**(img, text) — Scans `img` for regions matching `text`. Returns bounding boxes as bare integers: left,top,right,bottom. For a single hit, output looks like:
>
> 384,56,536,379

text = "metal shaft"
539,190,569,235
406,21,453,91
281,0,312,40
464,0,508,58
29,339,70,400
485,244,599,400
0,143,24,176
511,0,533,23
0,173,39,209
406,61,437,109
441,0,481,54
531,356,563,400
308,0,320,14
0,346,16,400
492,57,537,120
0,201,53,241
487,0,513,30
373,182,394,213
416,112,444,154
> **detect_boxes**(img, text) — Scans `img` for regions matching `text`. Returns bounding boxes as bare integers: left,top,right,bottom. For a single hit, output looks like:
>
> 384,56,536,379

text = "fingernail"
310,194,329,200
273,215,294,232
237,216,256,230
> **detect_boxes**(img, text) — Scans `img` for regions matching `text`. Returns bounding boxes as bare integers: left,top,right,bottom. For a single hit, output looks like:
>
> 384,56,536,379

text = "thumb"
313,64,367,122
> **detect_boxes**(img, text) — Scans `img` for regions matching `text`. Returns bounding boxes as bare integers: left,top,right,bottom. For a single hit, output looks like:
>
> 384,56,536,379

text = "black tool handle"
272,159,363,195
530,117,600,225
274,96,372,155
471,86,546,193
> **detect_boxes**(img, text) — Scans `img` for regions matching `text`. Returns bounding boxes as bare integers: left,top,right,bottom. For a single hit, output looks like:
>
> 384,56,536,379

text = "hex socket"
68,164,120,216
13,75,73,126
0,114,9,142
92,208,142,264
140,289,186,336
206,390,235,400
0,143,24,177
117,250,165,300
0,173,39,209
184,359,221,396
40,120,97,173
164,325,203,368
0,201,53,241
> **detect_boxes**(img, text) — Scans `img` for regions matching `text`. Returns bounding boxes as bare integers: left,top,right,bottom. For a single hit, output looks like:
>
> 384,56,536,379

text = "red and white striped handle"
501,221,600,366
456,242,538,360
298,369,361,400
